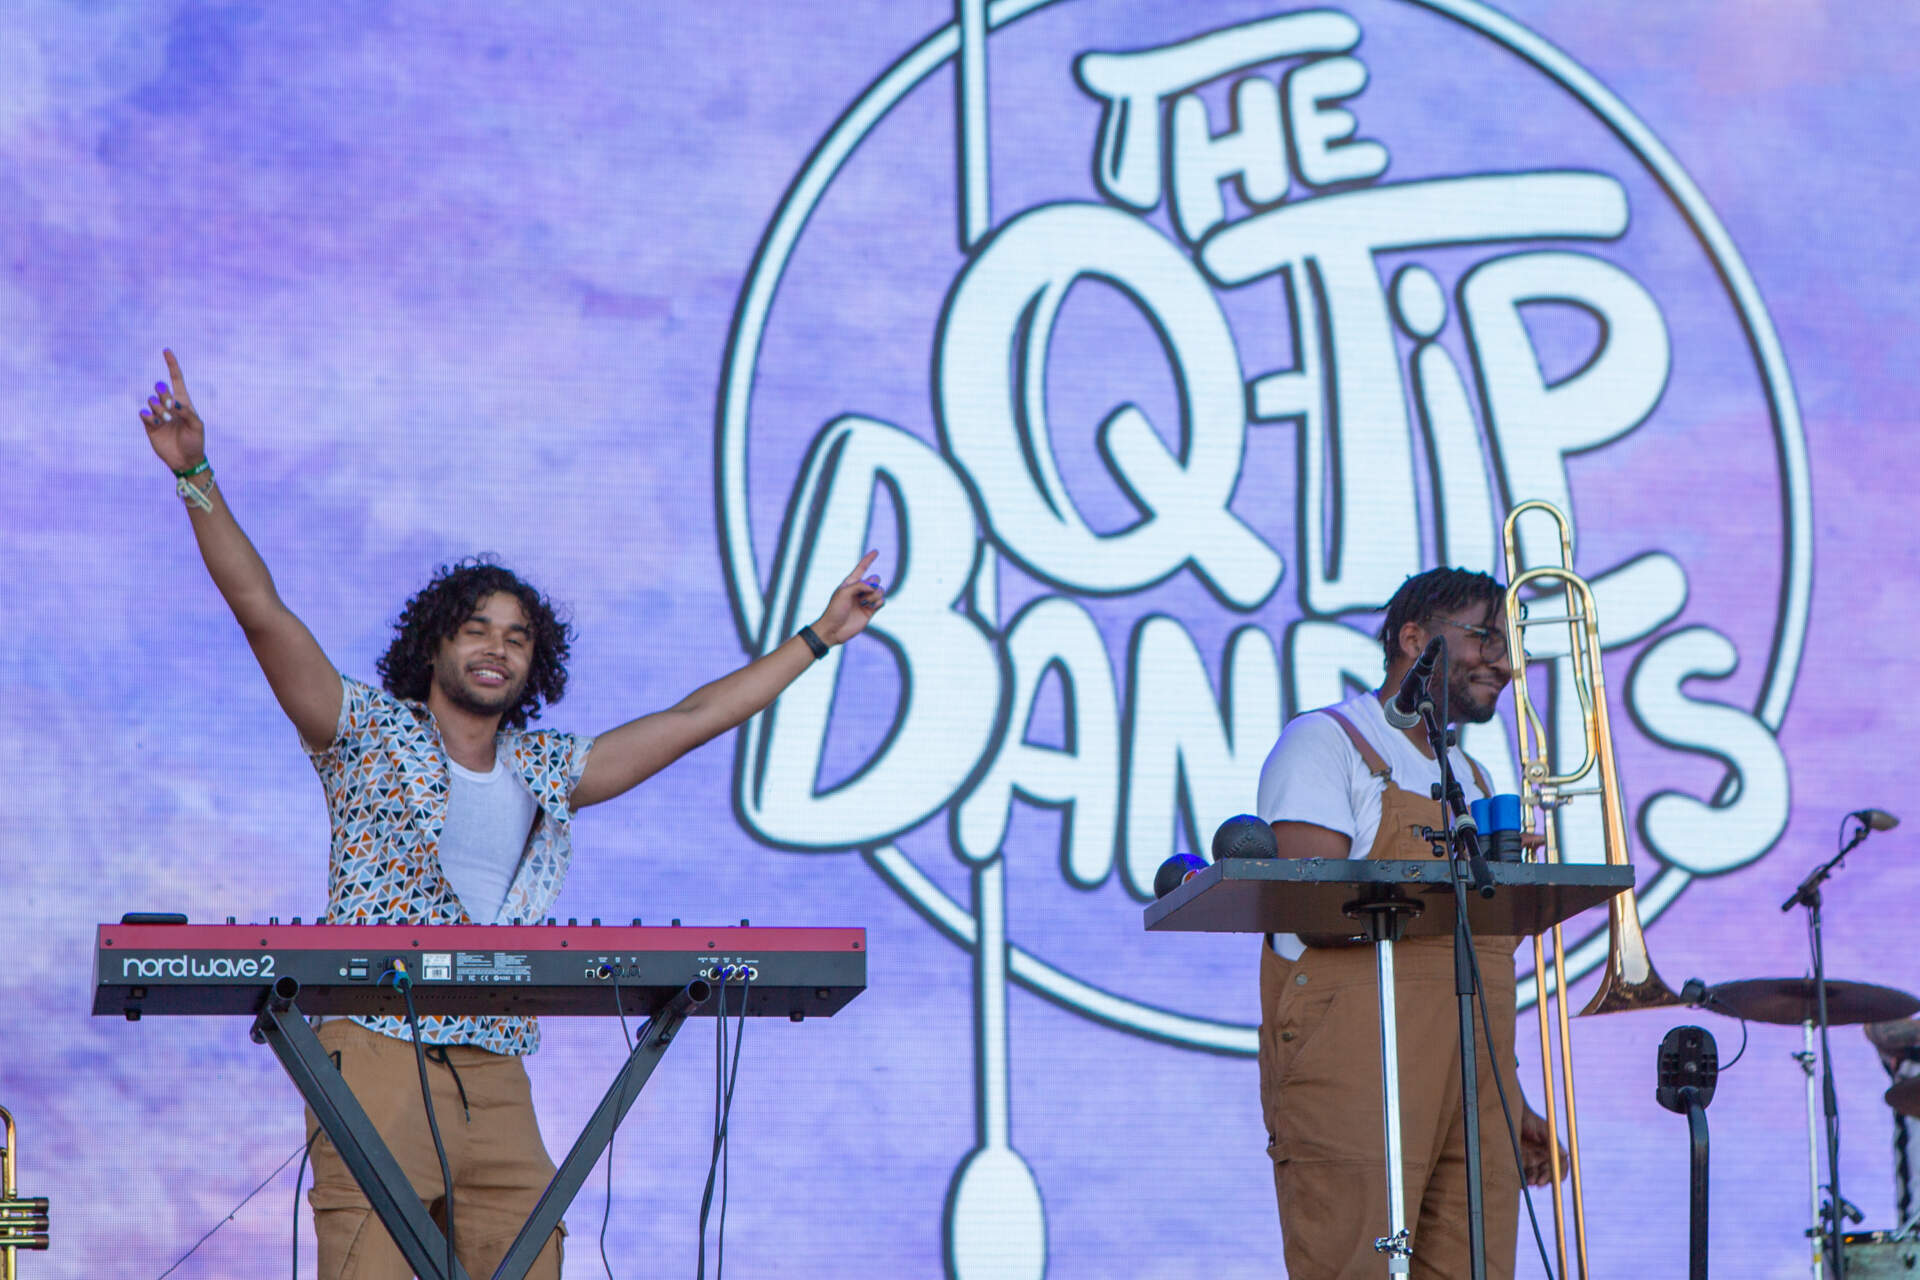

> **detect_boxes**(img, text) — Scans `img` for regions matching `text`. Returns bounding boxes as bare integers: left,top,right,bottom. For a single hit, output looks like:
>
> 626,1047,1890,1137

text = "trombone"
1502,499,1680,1280
0,1105,49,1279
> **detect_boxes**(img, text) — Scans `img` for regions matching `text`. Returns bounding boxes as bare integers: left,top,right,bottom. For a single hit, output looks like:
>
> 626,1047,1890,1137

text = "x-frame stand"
250,974,711,1280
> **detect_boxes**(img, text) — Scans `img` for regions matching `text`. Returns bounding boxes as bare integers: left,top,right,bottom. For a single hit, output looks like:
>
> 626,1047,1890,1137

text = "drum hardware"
1777,812,1906,1280
1696,979,1920,1279
1712,980,1920,1028
0,1105,50,1280
1501,500,1683,1280
1838,1231,1920,1279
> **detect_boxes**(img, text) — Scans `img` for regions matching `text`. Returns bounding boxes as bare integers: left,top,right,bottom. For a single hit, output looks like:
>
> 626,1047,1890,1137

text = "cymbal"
1889,1078,1920,1120
1708,978,1920,1027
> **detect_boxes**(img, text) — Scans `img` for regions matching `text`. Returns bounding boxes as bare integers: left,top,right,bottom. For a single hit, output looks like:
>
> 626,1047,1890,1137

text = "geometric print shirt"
306,676,594,1055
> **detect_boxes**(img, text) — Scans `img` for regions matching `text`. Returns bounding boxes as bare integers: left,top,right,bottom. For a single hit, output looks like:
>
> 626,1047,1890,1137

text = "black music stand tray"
250,975,712,1280
1145,858,1630,1276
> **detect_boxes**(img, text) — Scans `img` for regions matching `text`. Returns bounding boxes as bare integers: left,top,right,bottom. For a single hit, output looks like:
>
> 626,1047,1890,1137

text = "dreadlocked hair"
1375,567,1505,672
375,556,574,729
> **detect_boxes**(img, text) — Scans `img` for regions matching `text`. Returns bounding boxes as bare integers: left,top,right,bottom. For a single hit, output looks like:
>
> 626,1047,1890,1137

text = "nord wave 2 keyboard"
93,920,865,1020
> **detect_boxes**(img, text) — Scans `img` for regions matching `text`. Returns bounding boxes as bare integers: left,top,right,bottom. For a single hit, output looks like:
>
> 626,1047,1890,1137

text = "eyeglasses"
1434,617,1513,662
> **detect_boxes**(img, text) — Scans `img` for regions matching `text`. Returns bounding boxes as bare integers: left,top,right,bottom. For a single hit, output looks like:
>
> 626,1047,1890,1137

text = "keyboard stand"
250,975,710,1280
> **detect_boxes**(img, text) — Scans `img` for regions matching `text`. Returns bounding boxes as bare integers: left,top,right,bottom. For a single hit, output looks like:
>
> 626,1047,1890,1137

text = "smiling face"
430,592,534,721
1422,604,1514,725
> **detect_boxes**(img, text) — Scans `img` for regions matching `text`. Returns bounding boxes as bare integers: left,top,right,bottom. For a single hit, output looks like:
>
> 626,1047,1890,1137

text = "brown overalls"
1258,709,1521,1280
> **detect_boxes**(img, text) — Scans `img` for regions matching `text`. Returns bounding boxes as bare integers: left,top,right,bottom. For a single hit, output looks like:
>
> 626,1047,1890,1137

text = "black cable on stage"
697,969,750,1280
718,973,748,1278
153,1139,310,1279
600,971,649,1280
1462,927,1556,1278
291,1123,322,1279
396,969,458,1280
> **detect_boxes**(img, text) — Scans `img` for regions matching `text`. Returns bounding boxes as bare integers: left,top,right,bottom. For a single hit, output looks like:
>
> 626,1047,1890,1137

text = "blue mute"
1471,793,1525,861
1471,793,1523,833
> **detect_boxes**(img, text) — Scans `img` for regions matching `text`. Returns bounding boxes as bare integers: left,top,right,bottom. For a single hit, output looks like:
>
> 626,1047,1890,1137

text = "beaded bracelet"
176,467,215,513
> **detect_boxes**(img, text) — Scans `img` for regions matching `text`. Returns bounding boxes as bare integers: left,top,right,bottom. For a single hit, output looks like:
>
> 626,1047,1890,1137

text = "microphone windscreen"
1860,808,1901,832
1153,853,1209,900
1212,814,1279,862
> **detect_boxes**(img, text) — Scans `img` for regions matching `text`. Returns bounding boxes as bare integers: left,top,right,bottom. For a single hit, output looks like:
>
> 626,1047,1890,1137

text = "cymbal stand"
1795,1034,1824,1279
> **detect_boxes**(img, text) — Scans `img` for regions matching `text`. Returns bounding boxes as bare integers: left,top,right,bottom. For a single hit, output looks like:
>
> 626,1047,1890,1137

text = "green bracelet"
172,458,211,480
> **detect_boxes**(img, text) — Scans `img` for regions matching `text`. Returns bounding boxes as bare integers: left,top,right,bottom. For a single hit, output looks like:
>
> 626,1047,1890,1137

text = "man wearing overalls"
1255,567,1560,1279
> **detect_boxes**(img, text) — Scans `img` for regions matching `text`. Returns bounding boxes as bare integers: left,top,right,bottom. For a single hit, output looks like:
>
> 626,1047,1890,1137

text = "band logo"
716,3,1805,1270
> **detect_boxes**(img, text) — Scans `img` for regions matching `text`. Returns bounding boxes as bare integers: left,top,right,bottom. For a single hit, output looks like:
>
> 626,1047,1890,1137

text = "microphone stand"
1414,641,1495,1280
1781,817,1875,1280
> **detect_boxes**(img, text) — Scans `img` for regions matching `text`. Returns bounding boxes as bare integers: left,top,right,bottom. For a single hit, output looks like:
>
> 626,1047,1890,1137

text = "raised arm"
569,551,887,808
140,350,343,749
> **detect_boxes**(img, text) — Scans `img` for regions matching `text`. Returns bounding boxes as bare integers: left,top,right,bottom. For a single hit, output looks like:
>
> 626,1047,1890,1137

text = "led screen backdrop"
4,1,1916,1275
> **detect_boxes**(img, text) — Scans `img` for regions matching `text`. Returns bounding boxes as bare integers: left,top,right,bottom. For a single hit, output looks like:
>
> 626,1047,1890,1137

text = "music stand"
1146,858,1629,1276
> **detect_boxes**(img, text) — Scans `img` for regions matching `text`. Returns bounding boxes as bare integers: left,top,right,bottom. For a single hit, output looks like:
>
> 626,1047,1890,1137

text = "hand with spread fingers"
139,349,207,475
809,549,888,647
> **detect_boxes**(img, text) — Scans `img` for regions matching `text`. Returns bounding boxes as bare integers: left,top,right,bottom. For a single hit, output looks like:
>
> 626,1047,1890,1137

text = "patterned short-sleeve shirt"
307,675,594,1055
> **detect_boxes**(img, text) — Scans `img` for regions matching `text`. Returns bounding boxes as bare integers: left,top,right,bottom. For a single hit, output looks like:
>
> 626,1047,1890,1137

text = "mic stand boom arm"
1780,820,1869,914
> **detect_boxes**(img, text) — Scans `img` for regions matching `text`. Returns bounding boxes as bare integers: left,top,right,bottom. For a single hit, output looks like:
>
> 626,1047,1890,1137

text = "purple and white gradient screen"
4,2,1916,1276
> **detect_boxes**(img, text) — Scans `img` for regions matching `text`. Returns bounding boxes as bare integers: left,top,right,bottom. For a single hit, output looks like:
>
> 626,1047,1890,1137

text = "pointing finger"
842,549,879,585
163,349,193,409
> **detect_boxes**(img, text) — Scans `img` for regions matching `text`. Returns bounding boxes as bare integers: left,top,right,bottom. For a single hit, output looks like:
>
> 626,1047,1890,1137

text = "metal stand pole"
1417,654,1492,1280
1684,1086,1710,1280
1350,896,1423,1276
1809,893,1849,1280
1800,1027,1826,1280
1375,934,1412,1275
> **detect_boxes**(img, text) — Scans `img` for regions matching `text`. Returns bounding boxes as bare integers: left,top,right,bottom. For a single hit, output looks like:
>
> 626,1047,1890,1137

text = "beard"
1445,663,1502,724
434,662,527,719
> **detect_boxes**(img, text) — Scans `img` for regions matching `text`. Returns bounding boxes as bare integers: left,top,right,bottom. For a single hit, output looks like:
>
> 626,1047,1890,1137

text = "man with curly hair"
138,351,886,1280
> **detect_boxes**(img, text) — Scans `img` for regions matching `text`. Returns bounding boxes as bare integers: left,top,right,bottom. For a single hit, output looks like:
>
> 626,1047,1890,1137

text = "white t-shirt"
440,755,540,924
1256,689,1486,956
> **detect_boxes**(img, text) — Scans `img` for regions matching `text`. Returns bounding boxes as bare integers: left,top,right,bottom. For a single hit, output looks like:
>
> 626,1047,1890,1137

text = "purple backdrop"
4,1,1917,1276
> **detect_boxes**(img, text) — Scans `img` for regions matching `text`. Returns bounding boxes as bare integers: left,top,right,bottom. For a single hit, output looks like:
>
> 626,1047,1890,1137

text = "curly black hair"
375,557,574,729
1375,567,1504,671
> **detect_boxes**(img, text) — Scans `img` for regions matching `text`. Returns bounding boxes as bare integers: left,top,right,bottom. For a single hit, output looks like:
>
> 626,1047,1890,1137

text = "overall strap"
1319,708,1392,780
1464,752,1494,798
1323,706,1495,797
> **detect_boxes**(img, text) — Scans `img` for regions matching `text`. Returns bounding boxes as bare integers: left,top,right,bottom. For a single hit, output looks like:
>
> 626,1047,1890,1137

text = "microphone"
1853,808,1900,832
1382,636,1446,730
